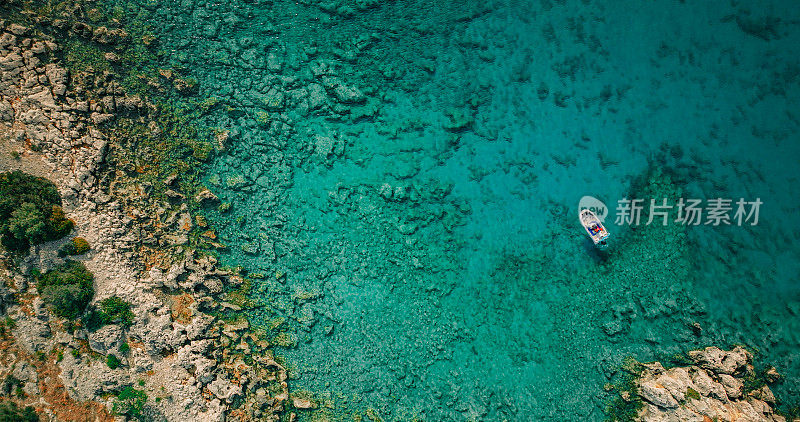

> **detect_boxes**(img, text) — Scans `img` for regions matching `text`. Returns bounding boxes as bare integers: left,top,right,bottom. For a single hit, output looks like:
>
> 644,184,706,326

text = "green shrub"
120,342,130,355
82,308,106,332
106,354,121,369
100,297,135,327
7,203,46,246
685,387,700,401
1,375,22,396
37,261,95,320
0,400,38,422
112,386,147,420
0,171,74,251
83,296,135,331
58,237,91,257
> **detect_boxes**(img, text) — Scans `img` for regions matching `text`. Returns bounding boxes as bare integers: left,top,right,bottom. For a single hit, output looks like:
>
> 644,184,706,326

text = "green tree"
7,203,46,245
0,171,74,251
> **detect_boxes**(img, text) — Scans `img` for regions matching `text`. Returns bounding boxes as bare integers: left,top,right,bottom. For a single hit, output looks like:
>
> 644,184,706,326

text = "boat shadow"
582,238,611,263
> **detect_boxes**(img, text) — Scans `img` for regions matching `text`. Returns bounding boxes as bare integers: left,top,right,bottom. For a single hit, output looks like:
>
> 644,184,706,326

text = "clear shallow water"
114,0,800,419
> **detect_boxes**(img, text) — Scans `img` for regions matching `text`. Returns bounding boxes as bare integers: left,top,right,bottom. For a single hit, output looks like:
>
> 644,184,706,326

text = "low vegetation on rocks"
0,400,37,421
112,386,148,421
57,236,91,257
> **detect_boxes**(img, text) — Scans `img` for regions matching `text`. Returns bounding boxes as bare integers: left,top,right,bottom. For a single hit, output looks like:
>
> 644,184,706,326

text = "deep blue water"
114,0,800,419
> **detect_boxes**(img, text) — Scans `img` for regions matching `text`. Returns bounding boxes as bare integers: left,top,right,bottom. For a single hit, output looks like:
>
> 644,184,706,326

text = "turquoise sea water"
114,0,800,419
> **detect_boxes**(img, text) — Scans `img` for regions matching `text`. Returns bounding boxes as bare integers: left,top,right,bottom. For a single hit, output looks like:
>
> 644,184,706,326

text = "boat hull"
579,209,610,247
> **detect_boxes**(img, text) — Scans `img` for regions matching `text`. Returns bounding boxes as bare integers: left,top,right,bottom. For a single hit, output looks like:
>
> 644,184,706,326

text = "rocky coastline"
0,11,305,421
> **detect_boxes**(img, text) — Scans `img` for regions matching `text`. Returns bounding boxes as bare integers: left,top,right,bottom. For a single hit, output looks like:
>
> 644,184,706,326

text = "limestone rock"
208,375,242,403
88,324,124,355
751,385,776,404
292,397,314,409
718,373,743,399
186,312,216,340
12,316,51,353
59,355,131,401
195,188,219,203
640,380,679,409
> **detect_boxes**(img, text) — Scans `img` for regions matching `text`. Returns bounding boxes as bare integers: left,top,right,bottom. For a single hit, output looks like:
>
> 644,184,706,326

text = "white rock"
688,346,749,375
640,380,679,409
718,373,743,399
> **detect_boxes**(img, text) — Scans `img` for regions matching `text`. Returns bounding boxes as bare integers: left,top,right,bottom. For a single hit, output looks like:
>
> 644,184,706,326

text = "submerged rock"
321,76,365,104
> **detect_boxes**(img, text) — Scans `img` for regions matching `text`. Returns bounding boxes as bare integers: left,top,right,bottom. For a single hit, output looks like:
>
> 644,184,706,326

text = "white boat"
580,209,609,248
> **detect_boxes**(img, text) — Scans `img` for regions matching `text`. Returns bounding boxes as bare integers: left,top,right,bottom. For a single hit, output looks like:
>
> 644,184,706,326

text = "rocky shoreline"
0,13,306,421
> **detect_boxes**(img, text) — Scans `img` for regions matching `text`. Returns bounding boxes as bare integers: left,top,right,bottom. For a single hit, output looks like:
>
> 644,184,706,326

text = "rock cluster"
634,346,787,422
